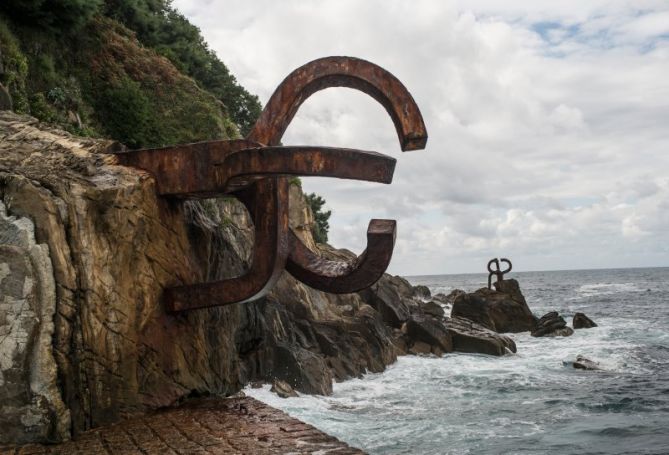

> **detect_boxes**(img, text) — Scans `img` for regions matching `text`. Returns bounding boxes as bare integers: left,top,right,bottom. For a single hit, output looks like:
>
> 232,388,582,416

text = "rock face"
0,83,11,111
0,112,404,444
451,279,537,333
404,314,453,355
445,317,516,356
0,113,525,444
531,311,574,337
573,312,597,329
0,202,69,444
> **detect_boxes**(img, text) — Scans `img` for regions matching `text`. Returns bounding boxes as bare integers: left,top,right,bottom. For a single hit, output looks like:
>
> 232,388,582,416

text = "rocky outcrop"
360,274,413,328
0,112,404,443
531,312,574,337
451,280,536,333
403,314,453,355
573,312,597,329
445,317,516,356
0,113,528,444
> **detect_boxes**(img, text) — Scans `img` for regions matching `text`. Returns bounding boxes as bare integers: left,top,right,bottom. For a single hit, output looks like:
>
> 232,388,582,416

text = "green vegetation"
0,0,103,33
0,0,259,146
104,0,261,136
0,0,332,226
306,193,331,244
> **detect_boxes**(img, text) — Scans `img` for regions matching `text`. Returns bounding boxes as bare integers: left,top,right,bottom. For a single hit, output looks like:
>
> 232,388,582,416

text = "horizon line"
402,264,669,278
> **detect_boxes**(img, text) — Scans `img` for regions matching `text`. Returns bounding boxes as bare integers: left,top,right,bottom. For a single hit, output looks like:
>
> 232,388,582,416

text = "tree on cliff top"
103,0,261,136
306,193,331,244
0,0,103,32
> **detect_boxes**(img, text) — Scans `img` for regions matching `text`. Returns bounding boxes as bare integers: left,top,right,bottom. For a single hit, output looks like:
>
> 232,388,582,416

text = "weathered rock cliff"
0,112,519,445
0,112,405,444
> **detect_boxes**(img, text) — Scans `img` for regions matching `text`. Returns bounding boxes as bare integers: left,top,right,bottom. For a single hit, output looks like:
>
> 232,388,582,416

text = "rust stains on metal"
111,56,428,312
286,219,396,294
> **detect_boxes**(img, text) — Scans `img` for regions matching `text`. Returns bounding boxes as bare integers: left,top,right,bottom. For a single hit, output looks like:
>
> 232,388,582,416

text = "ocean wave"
575,282,643,298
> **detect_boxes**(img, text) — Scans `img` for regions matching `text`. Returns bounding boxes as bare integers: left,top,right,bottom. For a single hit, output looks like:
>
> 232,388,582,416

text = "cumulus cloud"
173,0,669,274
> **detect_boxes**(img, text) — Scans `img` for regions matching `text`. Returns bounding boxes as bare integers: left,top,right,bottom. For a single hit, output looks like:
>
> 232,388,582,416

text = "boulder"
359,274,414,328
413,284,431,299
420,300,445,319
573,312,597,329
451,280,536,333
531,311,574,337
570,355,601,370
403,314,453,353
270,380,298,398
445,317,517,356
432,289,465,306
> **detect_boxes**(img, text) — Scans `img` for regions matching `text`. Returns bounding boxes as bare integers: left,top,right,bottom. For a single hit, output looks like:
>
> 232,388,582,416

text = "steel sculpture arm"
111,56,427,311
487,258,512,289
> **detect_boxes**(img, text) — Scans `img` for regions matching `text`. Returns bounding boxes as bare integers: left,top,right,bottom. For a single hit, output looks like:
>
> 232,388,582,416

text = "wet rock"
408,341,432,355
445,317,517,356
270,380,298,398
573,312,597,329
531,311,574,337
413,285,431,299
570,355,601,370
360,274,414,328
404,314,453,353
420,300,445,319
451,280,536,333
433,289,465,306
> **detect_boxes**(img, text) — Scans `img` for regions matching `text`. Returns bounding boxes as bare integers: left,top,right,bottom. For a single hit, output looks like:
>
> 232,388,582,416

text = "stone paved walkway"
1,397,365,454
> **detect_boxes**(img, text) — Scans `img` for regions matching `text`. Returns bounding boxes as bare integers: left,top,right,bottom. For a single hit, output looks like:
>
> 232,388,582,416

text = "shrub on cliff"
0,0,102,32
104,0,261,135
306,193,331,244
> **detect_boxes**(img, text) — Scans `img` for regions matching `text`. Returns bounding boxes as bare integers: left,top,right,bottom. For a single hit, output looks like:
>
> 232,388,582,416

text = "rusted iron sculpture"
487,258,512,289
113,56,427,312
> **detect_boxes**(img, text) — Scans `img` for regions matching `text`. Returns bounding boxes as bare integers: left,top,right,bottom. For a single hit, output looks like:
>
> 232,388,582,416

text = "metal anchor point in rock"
112,56,428,312
487,258,512,289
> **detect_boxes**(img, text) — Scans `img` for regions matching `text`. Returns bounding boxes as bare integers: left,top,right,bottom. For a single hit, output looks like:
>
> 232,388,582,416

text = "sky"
172,0,669,275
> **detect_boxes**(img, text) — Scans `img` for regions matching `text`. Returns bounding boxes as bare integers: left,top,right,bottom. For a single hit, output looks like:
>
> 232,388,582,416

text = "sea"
246,267,669,455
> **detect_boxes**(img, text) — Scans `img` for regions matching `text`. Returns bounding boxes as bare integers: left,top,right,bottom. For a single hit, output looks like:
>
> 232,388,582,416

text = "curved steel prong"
499,258,512,274
112,141,396,196
220,146,396,192
487,257,513,289
164,178,289,312
248,56,427,151
285,219,396,293
246,56,427,294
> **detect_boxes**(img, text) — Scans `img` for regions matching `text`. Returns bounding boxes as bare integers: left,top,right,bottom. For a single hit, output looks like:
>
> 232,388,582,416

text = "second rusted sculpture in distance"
487,258,512,289
114,56,428,312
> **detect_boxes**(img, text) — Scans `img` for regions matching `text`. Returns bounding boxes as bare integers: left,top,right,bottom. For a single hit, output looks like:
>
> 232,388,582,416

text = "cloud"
173,0,669,274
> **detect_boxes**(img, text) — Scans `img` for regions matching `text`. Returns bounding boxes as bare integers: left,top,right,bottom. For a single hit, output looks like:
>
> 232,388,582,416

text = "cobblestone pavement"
1,397,365,454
